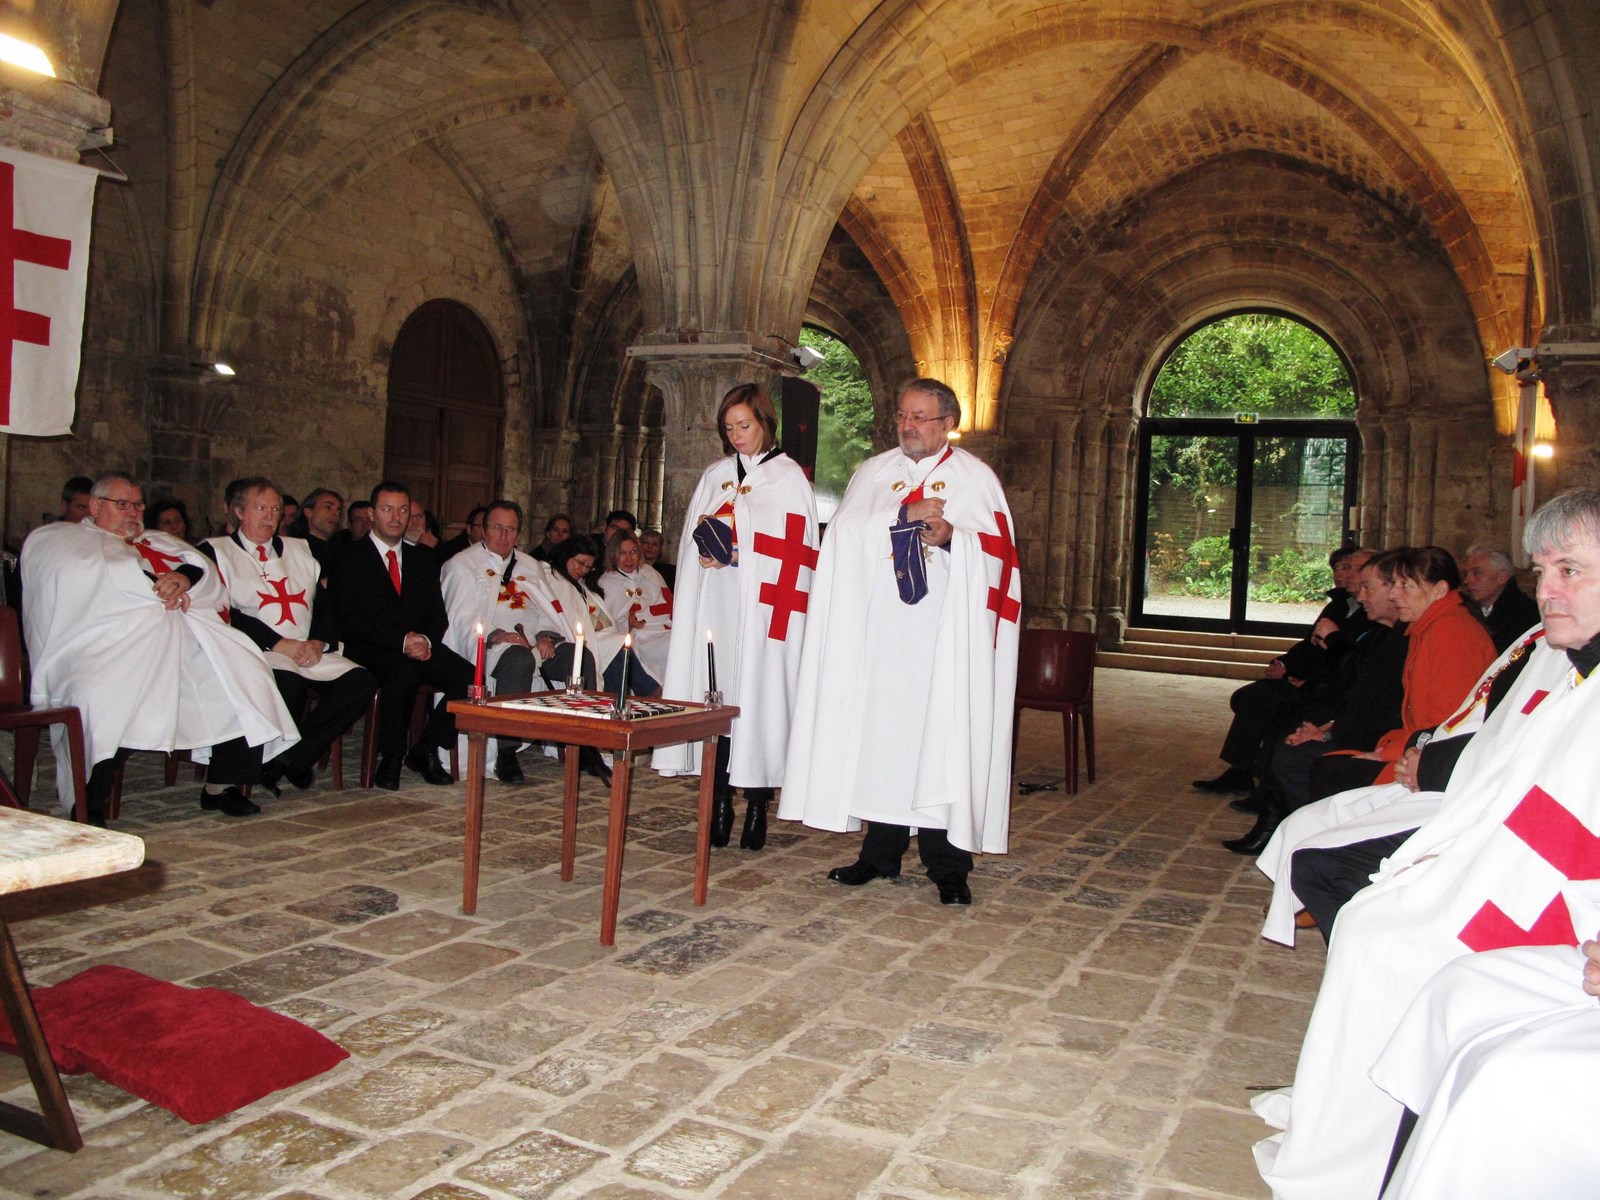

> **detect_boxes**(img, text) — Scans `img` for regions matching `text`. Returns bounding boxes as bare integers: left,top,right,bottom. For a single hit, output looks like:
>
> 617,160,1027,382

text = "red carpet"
0,965,349,1123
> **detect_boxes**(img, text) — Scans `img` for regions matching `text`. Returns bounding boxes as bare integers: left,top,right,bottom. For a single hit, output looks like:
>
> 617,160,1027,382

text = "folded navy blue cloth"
692,516,736,565
890,519,929,604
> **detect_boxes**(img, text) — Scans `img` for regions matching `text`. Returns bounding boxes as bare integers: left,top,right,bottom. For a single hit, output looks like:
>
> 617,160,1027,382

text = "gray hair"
1464,544,1514,574
1524,488,1600,558
90,471,140,498
900,377,961,423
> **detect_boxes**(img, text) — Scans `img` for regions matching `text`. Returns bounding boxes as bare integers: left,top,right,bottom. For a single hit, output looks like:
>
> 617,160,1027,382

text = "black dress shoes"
936,877,972,905
578,746,612,785
710,794,735,847
373,757,402,791
1229,788,1269,815
260,758,316,796
1194,767,1254,793
495,748,525,783
200,786,260,817
827,861,898,886
739,796,769,851
1223,791,1287,855
404,745,453,785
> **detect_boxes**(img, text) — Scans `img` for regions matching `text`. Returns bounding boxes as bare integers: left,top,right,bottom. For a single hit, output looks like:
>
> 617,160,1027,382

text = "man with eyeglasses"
780,378,1022,905
437,504,487,565
441,499,553,781
20,471,298,824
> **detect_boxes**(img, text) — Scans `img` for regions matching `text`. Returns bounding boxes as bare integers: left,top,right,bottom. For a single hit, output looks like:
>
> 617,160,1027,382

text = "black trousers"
85,736,264,815
1307,753,1387,804
857,820,973,882
354,644,475,761
1290,830,1414,943
1219,677,1302,770
271,667,377,771
537,643,660,696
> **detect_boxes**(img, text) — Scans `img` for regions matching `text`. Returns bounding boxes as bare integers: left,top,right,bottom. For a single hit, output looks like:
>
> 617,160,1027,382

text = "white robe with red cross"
654,450,818,787
777,445,1021,853
1254,643,1600,1200
598,564,673,682
204,533,360,683
440,543,548,682
21,521,298,774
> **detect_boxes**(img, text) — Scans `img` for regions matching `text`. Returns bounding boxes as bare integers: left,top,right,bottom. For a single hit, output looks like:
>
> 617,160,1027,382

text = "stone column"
1071,413,1108,631
576,425,620,532
1379,415,1411,548
1045,411,1084,619
616,425,645,518
528,427,579,528
641,432,666,531
1407,416,1439,545
1099,415,1138,643
1538,344,1600,486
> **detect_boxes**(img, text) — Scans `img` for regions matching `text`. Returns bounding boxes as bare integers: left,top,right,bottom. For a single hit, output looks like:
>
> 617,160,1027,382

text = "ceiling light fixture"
0,34,55,78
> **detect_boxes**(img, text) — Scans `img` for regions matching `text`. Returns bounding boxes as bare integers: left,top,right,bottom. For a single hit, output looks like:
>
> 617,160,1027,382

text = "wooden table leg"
694,736,715,906
598,749,633,946
0,917,81,1151
462,730,487,915
560,744,580,882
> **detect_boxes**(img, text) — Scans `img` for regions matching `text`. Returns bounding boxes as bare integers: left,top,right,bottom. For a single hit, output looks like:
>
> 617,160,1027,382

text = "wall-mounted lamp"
791,345,825,371
1531,441,1554,460
211,362,235,377
0,34,55,78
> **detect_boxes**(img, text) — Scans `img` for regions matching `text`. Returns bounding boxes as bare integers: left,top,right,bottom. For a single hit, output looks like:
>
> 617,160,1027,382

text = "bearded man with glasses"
20,471,298,824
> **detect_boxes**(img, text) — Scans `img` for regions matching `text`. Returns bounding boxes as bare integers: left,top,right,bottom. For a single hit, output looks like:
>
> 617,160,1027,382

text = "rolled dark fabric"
692,516,736,565
890,519,929,604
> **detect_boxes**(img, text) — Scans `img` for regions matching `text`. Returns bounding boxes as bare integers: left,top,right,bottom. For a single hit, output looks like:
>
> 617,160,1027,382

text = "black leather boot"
711,793,736,847
1223,788,1287,855
739,789,772,851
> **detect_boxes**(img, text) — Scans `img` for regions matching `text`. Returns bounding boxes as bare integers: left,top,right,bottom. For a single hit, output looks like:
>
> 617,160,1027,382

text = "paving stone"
543,1053,715,1147
302,1050,495,1128
511,1052,604,1096
323,1130,472,1194
457,1130,605,1198
391,940,521,983
1157,1105,1276,1194
1042,1148,1142,1199
703,1054,841,1130
337,1005,456,1056
717,1130,894,1199
615,915,768,976
888,1156,1028,1199
333,910,483,955
824,1055,964,1135
676,996,810,1057
436,1004,584,1065
190,943,386,1002
130,1111,361,1199
285,884,401,926
624,1117,762,1188
919,1110,1059,1174
890,1020,1002,1065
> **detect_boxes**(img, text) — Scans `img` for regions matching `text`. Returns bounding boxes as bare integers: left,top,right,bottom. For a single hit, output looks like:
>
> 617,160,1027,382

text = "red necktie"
257,545,268,563
387,549,401,594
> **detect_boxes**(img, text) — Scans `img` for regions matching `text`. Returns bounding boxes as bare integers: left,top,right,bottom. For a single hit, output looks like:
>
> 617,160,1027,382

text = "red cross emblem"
498,579,531,610
1457,786,1600,952
752,512,818,640
649,587,674,618
256,578,310,626
977,511,1021,644
0,161,73,425
129,538,184,575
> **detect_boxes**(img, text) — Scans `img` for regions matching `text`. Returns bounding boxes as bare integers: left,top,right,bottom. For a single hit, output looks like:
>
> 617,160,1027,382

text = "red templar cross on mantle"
752,512,817,641
257,578,310,627
977,511,1021,644
1457,785,1600,952
0,161,73,426
129,538,184,576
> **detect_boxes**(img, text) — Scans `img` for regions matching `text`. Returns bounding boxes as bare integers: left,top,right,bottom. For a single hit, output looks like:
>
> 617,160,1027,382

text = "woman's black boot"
740,789,772,851
711,793,736,847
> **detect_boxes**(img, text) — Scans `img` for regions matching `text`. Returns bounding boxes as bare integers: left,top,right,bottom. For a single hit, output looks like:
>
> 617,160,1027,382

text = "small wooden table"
448,693,739,945
0,808,144,1151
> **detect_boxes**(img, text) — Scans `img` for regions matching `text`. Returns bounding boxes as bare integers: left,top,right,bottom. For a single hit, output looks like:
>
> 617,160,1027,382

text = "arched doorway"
1132,312,1359,633
384,300,505,529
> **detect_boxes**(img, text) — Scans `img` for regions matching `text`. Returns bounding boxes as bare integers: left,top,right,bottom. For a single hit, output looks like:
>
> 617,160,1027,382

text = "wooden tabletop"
0,808,145,897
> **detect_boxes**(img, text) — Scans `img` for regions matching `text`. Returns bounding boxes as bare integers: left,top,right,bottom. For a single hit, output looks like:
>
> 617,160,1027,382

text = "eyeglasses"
895,411,950,426
485,524,518,535
99,498,145,512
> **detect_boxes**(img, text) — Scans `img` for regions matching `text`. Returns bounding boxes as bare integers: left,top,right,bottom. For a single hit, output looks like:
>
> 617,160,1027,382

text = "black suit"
330,536,473,762
1479,577,1540,653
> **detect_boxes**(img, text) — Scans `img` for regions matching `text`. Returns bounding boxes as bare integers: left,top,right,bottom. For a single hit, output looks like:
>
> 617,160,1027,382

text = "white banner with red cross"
0,146,97,436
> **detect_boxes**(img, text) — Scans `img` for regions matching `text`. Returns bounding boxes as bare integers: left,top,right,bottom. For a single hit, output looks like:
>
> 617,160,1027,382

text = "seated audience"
330,481,473,790
346,500,374,542
603,509,637,542
297,486,345,578
533,536,659,696
1459,542,1539,652
437,504,486,563
639,526,675,589
1193,546,1373,794
405,506,442,549
531,512,572,562
1251,488,1600,1200
57,475,92,524
597,530,672,682
277,494,299,538
146,498,195,544
22,471,297,824
202,478,376,795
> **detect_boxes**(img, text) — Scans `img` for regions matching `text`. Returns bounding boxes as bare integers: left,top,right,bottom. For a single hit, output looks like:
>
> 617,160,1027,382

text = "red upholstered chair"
0,605,90,822
1011,629,1097,794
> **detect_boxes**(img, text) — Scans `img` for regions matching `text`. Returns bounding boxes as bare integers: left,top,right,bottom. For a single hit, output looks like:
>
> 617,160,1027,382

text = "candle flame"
624,632,634,647
706,628,714,641
474,621,483,635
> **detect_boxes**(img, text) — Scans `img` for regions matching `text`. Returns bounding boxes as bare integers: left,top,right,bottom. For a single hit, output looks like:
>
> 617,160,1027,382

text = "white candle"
571,622,585,687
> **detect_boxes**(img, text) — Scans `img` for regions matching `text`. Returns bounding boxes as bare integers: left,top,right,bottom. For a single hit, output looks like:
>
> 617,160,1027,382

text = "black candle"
706,629,717,693
616,633,633,714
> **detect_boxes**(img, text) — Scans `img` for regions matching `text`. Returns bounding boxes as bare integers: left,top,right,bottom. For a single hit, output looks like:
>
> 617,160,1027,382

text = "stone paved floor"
0,669,1324,1199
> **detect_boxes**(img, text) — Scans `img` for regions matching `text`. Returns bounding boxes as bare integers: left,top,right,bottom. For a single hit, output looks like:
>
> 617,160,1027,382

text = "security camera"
792,345,825,371
1491,347,1533,375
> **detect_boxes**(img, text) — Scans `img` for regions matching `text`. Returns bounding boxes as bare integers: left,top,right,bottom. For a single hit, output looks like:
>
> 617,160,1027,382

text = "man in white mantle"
22,471,297,824
779,377,1021,905
1254,487,1600,1200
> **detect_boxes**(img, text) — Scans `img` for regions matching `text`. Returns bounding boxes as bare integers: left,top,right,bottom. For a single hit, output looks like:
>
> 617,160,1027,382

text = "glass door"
1132,420,1358,633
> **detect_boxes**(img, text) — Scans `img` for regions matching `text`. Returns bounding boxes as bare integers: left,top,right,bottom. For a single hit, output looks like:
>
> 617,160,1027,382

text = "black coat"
329,536,450,661
1479,576,1540,653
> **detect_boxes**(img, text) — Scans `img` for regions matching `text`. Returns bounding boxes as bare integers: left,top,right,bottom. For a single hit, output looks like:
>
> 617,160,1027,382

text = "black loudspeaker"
781,377,820,480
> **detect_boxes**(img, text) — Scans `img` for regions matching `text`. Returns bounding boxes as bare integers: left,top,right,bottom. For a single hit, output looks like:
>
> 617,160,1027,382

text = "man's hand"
1582,936,1600,998
489,628,531,650
1265,659,1286,680
273,638,324,668
1285,720,1334,747
1309,617,1340,648
904,497,945,524
919,516,954,547
403,632,432,660
533,634,560,662
153,570,192,611
1394,746,1423,792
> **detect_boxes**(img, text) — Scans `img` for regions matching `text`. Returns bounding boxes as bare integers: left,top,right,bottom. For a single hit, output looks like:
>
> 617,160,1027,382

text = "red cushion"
0,965,348,1123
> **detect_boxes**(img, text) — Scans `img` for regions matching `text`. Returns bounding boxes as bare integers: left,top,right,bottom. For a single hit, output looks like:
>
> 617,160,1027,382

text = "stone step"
1117,640,1280,666
1124,627,1297,653
1098,650,1263,681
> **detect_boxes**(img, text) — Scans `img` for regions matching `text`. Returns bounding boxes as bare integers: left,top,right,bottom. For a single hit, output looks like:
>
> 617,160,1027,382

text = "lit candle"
616,632,633,714
571,623,584,688
706,628,717,693
473,622,486,689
